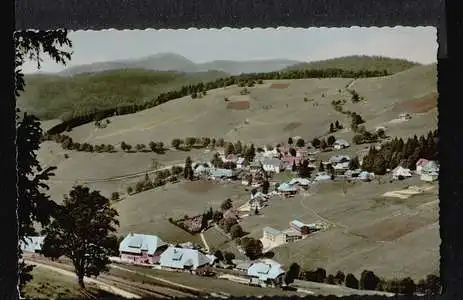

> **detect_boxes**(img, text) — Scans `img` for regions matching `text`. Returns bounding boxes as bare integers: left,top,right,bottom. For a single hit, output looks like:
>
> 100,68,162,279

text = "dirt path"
109,264,204,295
200,231,211,253
48,163,183,184
346,79,358,90
25,260,142,299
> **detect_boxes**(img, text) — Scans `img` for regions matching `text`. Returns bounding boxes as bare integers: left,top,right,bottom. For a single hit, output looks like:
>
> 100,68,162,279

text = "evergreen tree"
292,161,297,172
327,135,336,146
345,273,359,289
359,270,380,291
348,156,360,170
234,140,243,154
312,138,321,148
298,160,312,178
329,123,335,133
184,156,194,180
373,154,387,175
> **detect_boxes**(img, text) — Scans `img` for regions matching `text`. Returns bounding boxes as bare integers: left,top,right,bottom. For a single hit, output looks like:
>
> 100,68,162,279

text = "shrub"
126,186,133,194
111,192,120,201
345,273,359,289
224,252,235,265
230,224,244,239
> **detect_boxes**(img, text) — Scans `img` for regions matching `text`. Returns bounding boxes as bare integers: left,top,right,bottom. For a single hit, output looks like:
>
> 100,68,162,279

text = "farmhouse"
194,164,211,177
261,158,283,173
236,157,246,169
210,168,235,179
277,182,298,196
358,171,374,181
289,220,311,234
288,178,311,189
421,171,438,182
392,166,413,180
20,236,45,254
247,260,285,287
333,162,350,175
422,160,439,174
281,229,303,242
329,155,351,164
159,246,211,271
235,261,254,272
119,233,168,265
333,139,350,150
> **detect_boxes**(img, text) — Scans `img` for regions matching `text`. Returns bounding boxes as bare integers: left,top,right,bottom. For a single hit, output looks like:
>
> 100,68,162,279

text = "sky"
22,27,438,74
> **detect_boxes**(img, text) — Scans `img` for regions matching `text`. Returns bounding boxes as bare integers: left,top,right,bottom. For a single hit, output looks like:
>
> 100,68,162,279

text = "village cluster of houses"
262,219,328,249
20,233,288,287
391,159,439,182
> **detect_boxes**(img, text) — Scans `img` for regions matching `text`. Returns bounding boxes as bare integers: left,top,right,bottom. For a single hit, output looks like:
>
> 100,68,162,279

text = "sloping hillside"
18,69,227,120
285,55,421,74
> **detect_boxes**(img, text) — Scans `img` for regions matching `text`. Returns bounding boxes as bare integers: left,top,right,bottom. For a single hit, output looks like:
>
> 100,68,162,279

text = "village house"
262,226,302,244
280,229,303,242
333,139,350,150
247,260,285,287
236,157,246,169
329,155,351,164
288,178,311,190
415,159,430,175
119,233,168,265
209,168,236,180
392,166,413,180
194,164,211,177
421,171,438,182
222,154,238,163
314,172,332,181
358,171,374,181
20,236,45,254
277,182,298,197
280,155,303,170
235,260,254,272
289,220,311,235
262,227,286,244
249,160,263,173
333,161,350,175
159,246,211,272
261,158,283,173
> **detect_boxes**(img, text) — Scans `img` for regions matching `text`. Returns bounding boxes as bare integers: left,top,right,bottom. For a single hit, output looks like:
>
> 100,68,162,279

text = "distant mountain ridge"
58,53,303,76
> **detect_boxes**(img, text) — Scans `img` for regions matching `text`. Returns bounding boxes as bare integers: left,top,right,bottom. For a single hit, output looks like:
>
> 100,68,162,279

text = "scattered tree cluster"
42,133,117,153
46,68,392,135
238,237,263,260
311,136,336,151
293,265,441,296
329,120,344,133
361,130,438,175
348,89,364,103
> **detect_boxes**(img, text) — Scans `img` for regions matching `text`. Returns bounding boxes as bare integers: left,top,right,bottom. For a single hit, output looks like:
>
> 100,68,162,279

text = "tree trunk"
0,33,19,300
78,276,85,289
